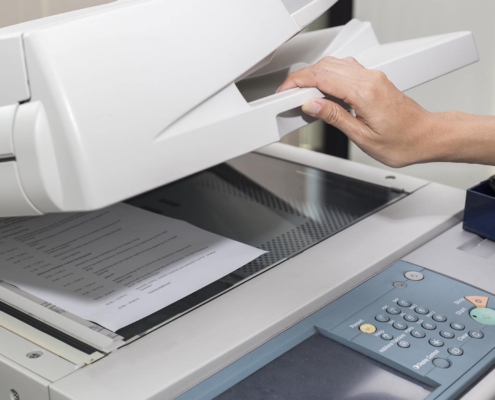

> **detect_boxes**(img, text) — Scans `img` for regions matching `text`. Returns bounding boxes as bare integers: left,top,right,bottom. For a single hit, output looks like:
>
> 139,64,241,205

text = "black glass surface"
216,334,434,400
119,153,406,338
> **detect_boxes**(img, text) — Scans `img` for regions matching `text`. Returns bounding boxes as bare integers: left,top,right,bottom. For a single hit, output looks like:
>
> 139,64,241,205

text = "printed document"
0,203,265,331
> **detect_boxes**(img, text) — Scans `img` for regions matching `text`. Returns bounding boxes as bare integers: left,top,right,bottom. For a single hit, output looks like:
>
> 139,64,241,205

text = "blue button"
397,340,410,348
440,331,455,339
432,314,447,322
415,306,429,315
450,322,465,331
398,299,412,307
429,338,444,347
469,331,484,339
393,322,408,330
381,333,394,341
422,322,437,330
375,314,390,323
411,330,426,339
404,314,418,322
386,306,401,315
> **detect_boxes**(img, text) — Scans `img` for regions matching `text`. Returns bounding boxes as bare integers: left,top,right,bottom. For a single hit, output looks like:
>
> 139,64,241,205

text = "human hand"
277,57,440,168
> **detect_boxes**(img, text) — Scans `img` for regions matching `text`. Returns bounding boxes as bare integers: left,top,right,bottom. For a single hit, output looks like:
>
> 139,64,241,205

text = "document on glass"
0,203,265,331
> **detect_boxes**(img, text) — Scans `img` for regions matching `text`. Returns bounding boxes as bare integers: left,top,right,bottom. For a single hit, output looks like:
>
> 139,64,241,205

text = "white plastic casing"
0,0,479,217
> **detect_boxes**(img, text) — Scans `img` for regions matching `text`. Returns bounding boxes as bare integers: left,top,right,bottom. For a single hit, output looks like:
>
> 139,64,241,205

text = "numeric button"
422,322,437,330
450,322,465,331
397,340,410,348
381,333,394,341
415,306,429,315
386,306,401,315
404,314,418,323
432,314,447,322
393,322,408,331
440,331,455,339
375,314,390,323
411,330,426,339
398,299,412,307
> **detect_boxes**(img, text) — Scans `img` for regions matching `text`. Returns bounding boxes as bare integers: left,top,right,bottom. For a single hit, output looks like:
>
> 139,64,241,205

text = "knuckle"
371,70,388,83
322,104,340,125
343,56,358,64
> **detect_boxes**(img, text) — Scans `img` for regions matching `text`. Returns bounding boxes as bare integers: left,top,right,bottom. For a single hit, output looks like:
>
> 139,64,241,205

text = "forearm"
427,111,495,166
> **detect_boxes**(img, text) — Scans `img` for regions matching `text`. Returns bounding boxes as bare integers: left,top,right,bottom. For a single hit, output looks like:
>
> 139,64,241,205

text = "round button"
397,340,410,348
469,308,495,326
386,306,401,315
381,333,394,341
432,358,451,369
429,338,444,347
375,314,390,323
450,322,465,331
404,314,418,322
415,306,429,315
393,282,407,289
405,271,424,281
393,322,408,330
398,299,412,307
469,330,484,339
448,347,464,356
432,314,447,323
359,324,377,334
440,331,455,339
422,322,437,330
411,330,426,339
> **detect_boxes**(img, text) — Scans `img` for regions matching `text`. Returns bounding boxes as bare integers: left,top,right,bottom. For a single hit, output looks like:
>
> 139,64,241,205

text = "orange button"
465,296,489,308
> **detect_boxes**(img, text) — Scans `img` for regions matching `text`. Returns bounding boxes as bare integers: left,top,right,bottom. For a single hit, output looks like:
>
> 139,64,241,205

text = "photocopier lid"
0,0,478,217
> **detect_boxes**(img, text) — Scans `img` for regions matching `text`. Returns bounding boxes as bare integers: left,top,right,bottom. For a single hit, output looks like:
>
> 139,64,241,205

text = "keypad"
432,314,447,322
448,347,464,356
386,306,401,315
440,330,455,339
415,306,429,315
411,330,426,339
422,322,436,330
375,314,390,323
397,299,412,307
429,338,444,347
404,314,418,322
469,331,484,339
393,322,408,330
450,322,465,331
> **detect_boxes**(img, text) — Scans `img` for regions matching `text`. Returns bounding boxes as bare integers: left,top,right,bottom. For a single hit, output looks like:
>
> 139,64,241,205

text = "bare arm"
277,56,495,168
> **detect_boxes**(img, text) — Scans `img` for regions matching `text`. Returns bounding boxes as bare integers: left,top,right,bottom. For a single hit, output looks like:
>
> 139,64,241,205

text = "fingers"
301,98,367,142
277,57,385,108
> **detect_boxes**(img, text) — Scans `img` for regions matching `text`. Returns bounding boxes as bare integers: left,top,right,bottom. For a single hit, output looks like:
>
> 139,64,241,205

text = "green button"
470,308,495,325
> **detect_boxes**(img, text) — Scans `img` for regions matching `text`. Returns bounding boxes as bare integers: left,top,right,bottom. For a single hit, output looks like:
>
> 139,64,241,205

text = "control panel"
316,261,495,397
179,260,495,400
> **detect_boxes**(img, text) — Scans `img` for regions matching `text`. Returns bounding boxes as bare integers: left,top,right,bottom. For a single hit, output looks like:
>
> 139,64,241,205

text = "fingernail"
302,101,321,116
276,85,283,93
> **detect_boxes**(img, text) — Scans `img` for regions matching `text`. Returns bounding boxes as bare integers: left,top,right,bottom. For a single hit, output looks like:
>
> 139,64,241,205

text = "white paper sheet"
0,203,265,331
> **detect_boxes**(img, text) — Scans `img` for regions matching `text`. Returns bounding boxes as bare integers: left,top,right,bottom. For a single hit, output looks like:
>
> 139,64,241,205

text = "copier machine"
0,0,494,399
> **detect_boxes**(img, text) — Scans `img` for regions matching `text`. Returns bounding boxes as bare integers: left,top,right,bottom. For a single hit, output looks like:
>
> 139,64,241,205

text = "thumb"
302,99,363,141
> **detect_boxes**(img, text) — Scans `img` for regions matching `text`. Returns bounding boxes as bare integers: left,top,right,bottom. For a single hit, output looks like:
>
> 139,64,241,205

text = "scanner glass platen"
120,153,406,339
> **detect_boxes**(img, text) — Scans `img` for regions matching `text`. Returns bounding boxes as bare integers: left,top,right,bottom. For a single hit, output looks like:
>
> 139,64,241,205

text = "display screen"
216,334,434,400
